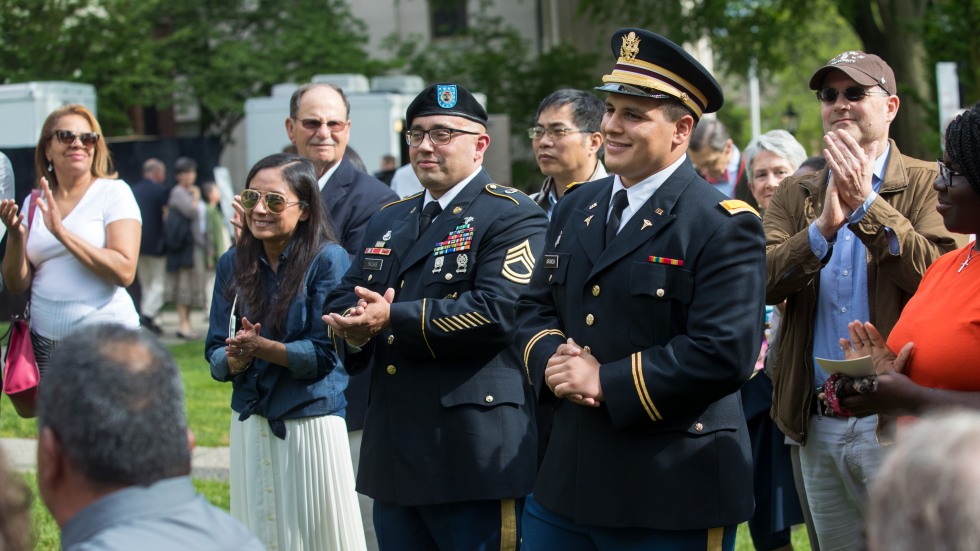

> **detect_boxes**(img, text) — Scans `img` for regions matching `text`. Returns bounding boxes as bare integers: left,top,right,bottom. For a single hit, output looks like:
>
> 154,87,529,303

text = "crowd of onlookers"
2,23,980,551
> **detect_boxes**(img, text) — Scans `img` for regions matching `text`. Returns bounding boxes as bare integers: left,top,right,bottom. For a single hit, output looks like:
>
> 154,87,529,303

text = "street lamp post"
782,103,800,135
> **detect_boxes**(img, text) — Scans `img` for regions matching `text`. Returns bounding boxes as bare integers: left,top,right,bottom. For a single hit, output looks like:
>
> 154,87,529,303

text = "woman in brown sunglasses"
0,104,141,386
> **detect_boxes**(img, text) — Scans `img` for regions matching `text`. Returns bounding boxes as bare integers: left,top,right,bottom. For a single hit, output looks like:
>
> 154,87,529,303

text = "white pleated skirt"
229,412,367,551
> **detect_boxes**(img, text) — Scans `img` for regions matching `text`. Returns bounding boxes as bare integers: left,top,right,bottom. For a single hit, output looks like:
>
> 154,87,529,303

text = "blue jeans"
800,414,885,551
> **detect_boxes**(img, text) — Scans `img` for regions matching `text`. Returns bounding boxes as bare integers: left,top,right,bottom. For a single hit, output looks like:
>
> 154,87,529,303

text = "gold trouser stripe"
706,526,723,551
499,499,517,551
421,298,435,358
523,329,565,370
632,352,662,421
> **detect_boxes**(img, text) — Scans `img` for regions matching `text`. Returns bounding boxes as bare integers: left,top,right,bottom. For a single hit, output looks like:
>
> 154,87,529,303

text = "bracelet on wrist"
229,358,253,376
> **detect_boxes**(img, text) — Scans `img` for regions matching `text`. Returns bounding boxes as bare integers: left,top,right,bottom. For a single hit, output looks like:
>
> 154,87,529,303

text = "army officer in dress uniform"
515,29,767,551
323,83,547,550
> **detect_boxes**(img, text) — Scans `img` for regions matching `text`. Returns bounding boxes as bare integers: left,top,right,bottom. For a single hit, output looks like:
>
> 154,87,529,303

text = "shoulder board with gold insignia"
719,199,760,218
564,181,585,195
484,183,524,204
380,191,424,211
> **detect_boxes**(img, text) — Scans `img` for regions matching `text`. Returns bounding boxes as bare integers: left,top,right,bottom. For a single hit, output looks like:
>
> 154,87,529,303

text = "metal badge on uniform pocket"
364,258,384,271
432,256,445,274
456,254,468,274
544,254,559,269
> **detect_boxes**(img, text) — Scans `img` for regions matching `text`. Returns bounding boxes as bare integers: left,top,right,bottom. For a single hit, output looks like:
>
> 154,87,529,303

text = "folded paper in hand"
816,355,875,377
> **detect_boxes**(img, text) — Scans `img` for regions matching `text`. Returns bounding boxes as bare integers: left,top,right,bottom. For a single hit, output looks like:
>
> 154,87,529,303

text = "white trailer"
0,82,97,148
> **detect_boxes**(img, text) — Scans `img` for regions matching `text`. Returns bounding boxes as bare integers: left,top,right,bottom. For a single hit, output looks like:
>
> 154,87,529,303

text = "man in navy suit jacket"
131,158,169,335
285,83,398,258
284,82,398,550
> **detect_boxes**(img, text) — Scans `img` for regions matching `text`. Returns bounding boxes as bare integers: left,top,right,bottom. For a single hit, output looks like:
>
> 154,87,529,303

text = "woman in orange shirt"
835,103,980,416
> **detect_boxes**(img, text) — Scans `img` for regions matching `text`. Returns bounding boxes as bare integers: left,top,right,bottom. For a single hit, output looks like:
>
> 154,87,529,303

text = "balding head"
142,158,166,184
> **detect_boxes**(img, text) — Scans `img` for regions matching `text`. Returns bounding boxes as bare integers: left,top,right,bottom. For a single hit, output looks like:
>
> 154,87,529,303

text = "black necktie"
605,190,629,246
419,201,442,234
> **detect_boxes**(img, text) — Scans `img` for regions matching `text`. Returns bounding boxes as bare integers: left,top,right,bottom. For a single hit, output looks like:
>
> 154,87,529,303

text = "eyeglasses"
937,158,965,188
52,129,100,147
815,86,889,103
527,127,591,140
405,128,481,147
297,119,349,132
240,189,306,214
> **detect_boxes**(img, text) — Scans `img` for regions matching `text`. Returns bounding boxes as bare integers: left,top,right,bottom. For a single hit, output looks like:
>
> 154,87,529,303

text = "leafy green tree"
578,0,975,158
385,7,598,131
0,0,384,143
383,3,599,189
0,0,174,134
158,0,388,144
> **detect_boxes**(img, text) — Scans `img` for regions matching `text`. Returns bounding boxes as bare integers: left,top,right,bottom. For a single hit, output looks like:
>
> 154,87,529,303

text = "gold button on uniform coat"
515,159,766,530
324,167,547,508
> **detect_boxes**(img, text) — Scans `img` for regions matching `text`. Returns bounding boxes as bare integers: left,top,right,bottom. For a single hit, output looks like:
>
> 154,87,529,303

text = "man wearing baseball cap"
324,83,547,549
516,28,766,549
765,51,960,549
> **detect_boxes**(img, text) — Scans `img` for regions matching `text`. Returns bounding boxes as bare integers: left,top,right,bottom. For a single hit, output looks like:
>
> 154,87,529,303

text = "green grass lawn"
2,338,232,447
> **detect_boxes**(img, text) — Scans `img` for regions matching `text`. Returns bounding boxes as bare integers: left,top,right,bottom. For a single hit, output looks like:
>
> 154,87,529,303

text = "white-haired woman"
743,129,808,212
741,129,809,551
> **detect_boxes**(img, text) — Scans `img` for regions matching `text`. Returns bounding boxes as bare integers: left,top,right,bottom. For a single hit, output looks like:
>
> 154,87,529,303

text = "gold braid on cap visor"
602,57,708,118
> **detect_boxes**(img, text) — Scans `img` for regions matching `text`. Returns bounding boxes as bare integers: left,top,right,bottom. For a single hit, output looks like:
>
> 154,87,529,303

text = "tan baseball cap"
809,51,896,96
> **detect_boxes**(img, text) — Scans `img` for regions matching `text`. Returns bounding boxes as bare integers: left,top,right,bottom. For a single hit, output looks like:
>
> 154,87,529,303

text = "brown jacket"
764,140,962,443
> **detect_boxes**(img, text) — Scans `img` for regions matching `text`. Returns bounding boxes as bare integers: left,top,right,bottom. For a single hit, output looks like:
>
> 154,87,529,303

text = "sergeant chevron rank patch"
502,240,536,284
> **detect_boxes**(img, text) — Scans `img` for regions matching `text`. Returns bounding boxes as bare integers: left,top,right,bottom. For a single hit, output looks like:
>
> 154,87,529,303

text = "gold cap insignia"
620,31,640,62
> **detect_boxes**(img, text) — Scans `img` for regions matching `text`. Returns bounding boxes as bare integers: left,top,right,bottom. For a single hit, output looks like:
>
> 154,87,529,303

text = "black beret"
595,28,724,118
406,83,488,127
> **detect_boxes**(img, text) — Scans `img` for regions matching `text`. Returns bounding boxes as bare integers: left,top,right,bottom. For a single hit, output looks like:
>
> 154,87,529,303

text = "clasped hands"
226,317,261,375
545,338,603,408
815,130,877,240
819,320,915,417
322,286,395,347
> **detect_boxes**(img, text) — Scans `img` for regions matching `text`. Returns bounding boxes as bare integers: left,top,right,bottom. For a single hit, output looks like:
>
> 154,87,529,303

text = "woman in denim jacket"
206,153,365,551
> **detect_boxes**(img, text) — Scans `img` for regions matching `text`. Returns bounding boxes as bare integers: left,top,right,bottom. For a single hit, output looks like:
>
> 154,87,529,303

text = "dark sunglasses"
817,86,888,103
241,189,306,214
298,118,348,132
815,86,889,103
53,129,100,147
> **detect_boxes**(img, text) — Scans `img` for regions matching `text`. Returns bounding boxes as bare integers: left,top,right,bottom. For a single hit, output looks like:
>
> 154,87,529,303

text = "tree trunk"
843,0,933,159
